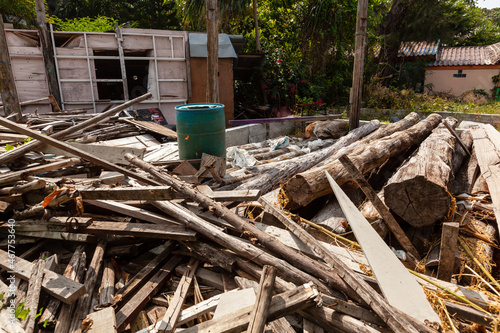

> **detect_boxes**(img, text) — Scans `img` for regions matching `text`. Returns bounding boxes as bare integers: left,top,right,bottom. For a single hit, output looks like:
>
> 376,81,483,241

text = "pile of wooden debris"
0,97,499,333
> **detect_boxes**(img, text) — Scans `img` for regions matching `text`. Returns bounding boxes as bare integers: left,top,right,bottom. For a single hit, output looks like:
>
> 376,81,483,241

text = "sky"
476,0,499,9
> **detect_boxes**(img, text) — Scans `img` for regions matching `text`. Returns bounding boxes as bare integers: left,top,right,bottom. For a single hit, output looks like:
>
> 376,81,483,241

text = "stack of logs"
0,103,499,333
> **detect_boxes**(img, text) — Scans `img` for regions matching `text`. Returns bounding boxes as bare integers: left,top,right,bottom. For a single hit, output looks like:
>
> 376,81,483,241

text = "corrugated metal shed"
431,42,500,66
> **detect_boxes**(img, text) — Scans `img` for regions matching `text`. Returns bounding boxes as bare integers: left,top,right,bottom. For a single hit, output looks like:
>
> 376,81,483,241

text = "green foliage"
0,0,36,28
15,302,30,321
49,15,117,32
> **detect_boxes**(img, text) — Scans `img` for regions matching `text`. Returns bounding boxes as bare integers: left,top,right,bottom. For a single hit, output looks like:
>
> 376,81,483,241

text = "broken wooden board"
325,171,441,325
85,307,117,333
84,221,196,241
470,124,500,235
125,119,177,139
84,200,181,225
0,249,85,304
40,142,145,165
79,186,175,201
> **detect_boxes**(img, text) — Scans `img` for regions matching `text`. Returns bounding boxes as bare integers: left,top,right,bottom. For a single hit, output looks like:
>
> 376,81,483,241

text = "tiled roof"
399,41,439,57
430,42,500,66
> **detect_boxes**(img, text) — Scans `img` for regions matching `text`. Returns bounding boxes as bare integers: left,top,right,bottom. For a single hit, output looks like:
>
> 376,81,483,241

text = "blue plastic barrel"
175,103,226,160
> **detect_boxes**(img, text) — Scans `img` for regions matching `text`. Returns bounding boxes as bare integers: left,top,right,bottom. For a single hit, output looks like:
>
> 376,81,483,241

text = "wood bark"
0,92,152,166
349,0,368,129
247,265,277,333
283,113,441,209
232,120,381,194
312,120,349,139
97,260,115,308
206,0,219,102
383,117,458,227
69,240,106,333
0,16,22,120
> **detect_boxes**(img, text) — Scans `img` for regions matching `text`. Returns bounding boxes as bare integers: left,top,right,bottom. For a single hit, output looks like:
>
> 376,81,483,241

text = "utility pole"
206,0,219,103
35,0,62,109
349,0,368,130
0,16,22,120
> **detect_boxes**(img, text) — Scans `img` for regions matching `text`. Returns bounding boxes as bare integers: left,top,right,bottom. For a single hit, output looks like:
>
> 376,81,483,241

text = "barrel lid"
175,103,224,110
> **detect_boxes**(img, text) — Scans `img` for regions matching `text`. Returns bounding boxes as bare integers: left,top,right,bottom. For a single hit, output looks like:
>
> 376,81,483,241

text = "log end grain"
384,175,452,227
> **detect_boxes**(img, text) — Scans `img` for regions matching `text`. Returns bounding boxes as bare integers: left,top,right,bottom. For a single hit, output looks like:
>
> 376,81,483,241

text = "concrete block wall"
226,121,297,147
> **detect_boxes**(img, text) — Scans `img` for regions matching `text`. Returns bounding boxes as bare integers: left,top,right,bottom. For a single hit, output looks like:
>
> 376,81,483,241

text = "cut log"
282,113,440,209
312,119,349,139
232,120,381,194
383,117,458,227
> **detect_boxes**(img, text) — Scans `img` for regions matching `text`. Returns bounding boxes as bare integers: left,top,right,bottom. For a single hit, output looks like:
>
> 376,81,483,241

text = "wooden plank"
98,260,115,308
114,241,175,306
470,124,500,234
0,17,22,119
325,171,441,325
437,222,459,281
180,284,319,333
69,240,107,333
24,257,45,333
40,142,145,165
0,158,77,186
86,307,117,333
79,186,175,201
115,255,182,331
0,115,160,186
14,230,97,243
176,264,224,291
0,249,85,304
84,221,197,241
84,200,181,225
125,119,177,139
338,154,420,260
247,265,277,333
157,258,199,332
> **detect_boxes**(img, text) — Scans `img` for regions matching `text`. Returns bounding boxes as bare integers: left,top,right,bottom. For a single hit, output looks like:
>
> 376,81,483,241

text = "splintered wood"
0,109,498,333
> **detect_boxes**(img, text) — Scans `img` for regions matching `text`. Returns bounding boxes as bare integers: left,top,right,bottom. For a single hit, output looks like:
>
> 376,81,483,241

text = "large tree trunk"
383,117,458,227
282,113,442,209
231,120,381,194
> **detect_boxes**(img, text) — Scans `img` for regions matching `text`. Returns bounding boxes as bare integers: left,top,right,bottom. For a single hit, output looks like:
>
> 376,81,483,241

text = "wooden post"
247,265,277,333
252,0,261,52
206,0,219,103
437,222,459,281
34,0,62,108
0,16,22,120
98,260,115,308
349,0,368,130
